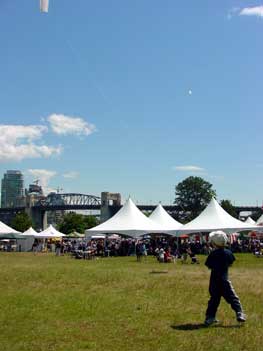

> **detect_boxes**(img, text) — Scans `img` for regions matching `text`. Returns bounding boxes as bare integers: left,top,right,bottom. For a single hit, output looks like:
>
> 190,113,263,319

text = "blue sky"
0,1,263,206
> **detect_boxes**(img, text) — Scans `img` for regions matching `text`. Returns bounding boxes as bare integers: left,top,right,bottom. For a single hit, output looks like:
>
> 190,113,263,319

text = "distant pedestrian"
135,241,142,262
204,231,246,326
55,241,61,256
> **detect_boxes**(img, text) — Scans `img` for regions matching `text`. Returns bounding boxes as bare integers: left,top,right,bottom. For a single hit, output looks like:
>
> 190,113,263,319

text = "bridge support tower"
100,192,121,223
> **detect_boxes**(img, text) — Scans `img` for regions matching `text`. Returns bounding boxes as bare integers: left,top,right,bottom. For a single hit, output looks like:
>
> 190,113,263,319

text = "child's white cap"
209,230,228,247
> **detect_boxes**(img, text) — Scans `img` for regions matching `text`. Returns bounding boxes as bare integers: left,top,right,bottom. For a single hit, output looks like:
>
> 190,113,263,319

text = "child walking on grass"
204,231,246,326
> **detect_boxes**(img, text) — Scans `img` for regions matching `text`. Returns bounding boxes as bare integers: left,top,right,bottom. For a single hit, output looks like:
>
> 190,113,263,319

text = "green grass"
0,253,262,351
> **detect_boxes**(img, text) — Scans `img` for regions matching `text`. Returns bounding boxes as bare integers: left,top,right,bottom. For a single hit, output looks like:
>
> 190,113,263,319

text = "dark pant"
206,277,243,318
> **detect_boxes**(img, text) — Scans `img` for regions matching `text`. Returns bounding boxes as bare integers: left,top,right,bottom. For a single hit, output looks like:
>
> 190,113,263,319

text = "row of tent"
0,223,65,240
1,197,263,241
85,197,263,237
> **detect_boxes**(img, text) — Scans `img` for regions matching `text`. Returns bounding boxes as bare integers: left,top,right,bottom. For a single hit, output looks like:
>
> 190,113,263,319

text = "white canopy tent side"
245,217,256,225
256,214,263,225
85,198,167,238
0,221,32,252
0,221,20,234
16,227,38,251
172,198,263,236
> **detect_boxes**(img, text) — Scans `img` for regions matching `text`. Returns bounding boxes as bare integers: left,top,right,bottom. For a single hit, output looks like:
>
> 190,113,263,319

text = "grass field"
0,253,262,351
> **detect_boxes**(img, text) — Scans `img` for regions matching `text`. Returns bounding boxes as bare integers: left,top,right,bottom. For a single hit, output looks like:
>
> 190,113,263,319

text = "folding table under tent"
85,198,166,238
170,198,263,236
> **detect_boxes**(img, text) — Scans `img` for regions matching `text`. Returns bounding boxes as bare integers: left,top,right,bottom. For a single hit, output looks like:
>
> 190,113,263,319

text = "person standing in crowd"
204,231,246,326
135,241,142,262
55,241,61,256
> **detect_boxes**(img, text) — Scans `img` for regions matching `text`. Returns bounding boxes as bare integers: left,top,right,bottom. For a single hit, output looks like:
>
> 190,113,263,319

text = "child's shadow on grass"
171,323,243,331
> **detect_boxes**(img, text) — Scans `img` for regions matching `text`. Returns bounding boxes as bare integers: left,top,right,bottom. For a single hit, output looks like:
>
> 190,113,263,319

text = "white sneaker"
236,312,246,323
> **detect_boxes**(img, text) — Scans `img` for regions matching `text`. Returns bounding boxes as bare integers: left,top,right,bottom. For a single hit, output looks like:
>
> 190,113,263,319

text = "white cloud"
173,165,205,172
63,171,79,179
239,6,263,17
227,6,263,19
27,169,57,195
0,125,62,162
47,114,96,136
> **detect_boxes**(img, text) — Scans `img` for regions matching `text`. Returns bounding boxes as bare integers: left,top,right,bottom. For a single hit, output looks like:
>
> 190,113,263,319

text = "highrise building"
1,170,25,208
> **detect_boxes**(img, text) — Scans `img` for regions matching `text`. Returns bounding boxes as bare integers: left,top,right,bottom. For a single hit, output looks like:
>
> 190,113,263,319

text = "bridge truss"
36,193,101,207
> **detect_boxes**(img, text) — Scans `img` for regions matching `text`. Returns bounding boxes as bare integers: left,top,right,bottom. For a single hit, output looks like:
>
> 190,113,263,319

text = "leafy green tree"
220,199,237,218
58,212,98,235
174,176,216,222
11,212,33,232
83,215,98,229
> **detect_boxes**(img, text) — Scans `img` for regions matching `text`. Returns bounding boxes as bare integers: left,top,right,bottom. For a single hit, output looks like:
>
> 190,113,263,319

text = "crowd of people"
28,235,263,261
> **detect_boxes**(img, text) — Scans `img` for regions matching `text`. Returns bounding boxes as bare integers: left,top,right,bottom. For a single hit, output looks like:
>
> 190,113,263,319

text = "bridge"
0,192,262,229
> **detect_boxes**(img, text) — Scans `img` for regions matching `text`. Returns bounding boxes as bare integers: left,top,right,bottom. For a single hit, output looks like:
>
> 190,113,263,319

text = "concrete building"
1,170,25,208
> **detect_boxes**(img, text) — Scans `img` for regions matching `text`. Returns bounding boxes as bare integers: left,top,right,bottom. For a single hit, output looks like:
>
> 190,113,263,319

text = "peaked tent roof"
256,214,263,225
22,227,38,236
36,225,65,238
0,221,20,235
245,217,256,225
149,204,182,231
86,198,165,237
174,198,263,235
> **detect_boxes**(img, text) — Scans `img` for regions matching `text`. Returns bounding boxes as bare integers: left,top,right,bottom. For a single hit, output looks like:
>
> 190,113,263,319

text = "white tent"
36,225,65,238
86,235,106,241
173,198,263,236
256,214,263,225
149,204,182,232
85,198,164,237
22,227,38,236
245,217,256,225
18,227,36,251
0,221,20,234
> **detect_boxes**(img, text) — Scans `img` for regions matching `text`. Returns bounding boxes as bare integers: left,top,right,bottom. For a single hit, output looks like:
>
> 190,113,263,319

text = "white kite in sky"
40,0,49,13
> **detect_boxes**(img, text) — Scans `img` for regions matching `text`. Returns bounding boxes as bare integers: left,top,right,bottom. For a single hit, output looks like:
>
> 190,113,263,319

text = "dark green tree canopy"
174,176,216,222
58,212,98,235
11,212,33,232
220,199,237,218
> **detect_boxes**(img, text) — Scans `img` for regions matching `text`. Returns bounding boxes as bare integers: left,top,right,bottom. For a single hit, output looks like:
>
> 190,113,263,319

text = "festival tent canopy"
149,204,182,232
22,227,38,236
173,198,263,236
67,231,85,238
35,225,66,238
0,233,26,240
245,217,256,225
256,214,263,225
85,198,165,237
0,221,20,235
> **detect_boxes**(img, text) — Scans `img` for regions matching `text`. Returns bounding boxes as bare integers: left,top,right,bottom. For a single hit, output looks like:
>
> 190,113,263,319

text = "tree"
83,215,98,229
58,212,98,235
174,176,216,222
220,199,237,218
11,212,32,232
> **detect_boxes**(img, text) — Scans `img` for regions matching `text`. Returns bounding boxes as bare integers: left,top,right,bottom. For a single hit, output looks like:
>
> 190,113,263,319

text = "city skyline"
0,1,263,206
